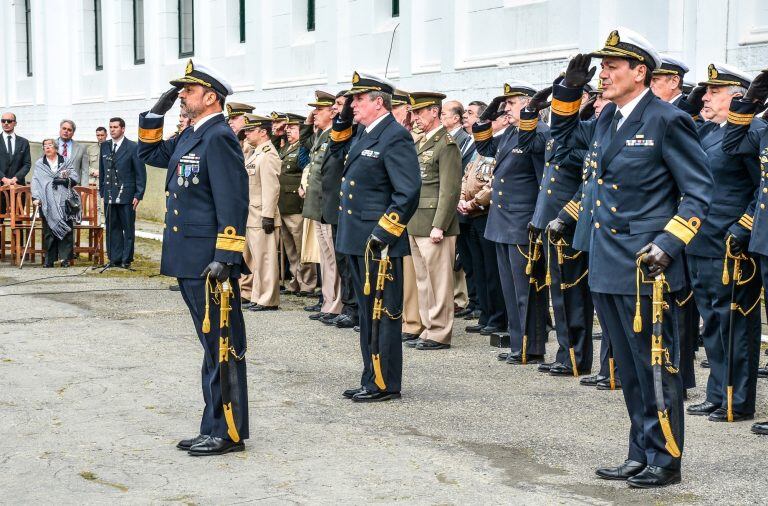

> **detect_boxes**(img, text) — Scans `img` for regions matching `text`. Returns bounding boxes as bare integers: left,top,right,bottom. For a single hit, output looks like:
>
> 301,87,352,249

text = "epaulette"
444,133,456,145
262,145,271,153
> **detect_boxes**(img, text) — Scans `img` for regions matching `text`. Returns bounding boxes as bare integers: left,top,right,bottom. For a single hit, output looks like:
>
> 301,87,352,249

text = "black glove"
527,221,542,240
726,234,745,256
262,217,275,234
564,54,596,89
636,243,672,278
526,86,553,113
546,217,570,243
150,87,180,115
579,95,597,120
52,177,69,187
366,234,386,254
685,85,706,113
339,96,354,123
479,96,505,122
745,70,768,105
236,129,246,142
201,261,231,282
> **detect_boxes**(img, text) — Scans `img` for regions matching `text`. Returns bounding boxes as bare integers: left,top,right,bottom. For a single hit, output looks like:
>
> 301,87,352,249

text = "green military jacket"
407,126,462,237
302,128,331,222
278,124,314,216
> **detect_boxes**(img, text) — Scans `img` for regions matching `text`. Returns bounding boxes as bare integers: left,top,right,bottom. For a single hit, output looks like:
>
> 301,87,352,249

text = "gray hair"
41,138,59,150
727,85,748,97
60,119,76,132
368,91,392,111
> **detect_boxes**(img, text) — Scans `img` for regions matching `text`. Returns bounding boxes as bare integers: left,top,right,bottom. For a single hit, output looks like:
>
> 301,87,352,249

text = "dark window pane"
134,0,145,64
392,0,399,17
179,0,195,57
239,0,245,43
307,0,315,32
24,0,32,76
95,0,103,70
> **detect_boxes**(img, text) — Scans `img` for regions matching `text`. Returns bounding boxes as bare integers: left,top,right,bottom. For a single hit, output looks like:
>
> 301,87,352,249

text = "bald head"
440,100,464,131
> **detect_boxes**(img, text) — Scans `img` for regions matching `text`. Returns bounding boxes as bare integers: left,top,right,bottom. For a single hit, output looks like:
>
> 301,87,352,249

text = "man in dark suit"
331,71,421,402
551,27,712,487
0,112,31,186
99,117,146,268
137,60,249,456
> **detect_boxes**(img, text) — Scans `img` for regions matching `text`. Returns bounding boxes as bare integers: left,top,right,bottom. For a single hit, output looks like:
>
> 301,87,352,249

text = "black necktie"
6,135,11,157
610,110,623,139
111,142,117,155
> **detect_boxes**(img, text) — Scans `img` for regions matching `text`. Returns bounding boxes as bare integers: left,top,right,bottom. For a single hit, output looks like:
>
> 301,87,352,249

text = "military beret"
589,26,662,71
170,59,234,96
699,62,752,88
307,90,335,107
241,114,272,131
225,102,255,118
653,54,689,77
345,71,395,96
409,92,447,111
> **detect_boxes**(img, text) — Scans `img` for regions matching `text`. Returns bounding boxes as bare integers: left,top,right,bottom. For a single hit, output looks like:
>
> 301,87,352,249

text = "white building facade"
2,0,768,142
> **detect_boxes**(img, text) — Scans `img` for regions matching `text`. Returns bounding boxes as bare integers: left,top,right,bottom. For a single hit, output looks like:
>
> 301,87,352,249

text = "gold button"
338,206,342,211
762,203,766,210
611,228,617,234
545,162,550,166
174,193,178,198
539,185,543,190
500,179,505,183
579,206,584,211
596,200,601,206
612,184,618,190
763,188,767,193
165,191,170,197
498,204,501,208
598,179,604,185
174,210,179,215
547,189,552,195
498,191,503,195
342,177,346,182
349,194,353,199
350,181,355,186
347,210,352,214
595,222,600,229
550,177,555,182
610,207,616,212
339,191,343,196
173,226,178,232
490,200,493,204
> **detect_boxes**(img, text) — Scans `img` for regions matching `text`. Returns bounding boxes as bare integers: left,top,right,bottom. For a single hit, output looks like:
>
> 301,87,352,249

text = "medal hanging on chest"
191,163,200,185
177,162,184,187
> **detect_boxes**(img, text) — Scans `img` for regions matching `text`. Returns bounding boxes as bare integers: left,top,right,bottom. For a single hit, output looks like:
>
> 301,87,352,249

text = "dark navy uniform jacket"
473,120,547,245
330,113,421,257
137,112,248,279
550,86,712,295
722,99,768,257
686,120,760,258
98,138,147,203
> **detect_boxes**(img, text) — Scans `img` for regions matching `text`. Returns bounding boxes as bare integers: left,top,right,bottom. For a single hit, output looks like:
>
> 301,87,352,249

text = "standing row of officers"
136,26,768,487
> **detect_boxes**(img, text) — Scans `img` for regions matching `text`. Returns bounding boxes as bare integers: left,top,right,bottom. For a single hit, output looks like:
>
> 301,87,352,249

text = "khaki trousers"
315,221,342,314
453,269,468,308
409,235,456,344
402,255,424,334
242,226,280,307
280,214,317,292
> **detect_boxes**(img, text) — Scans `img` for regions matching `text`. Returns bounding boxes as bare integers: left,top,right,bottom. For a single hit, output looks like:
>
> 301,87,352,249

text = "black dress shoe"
320,313,340,325
279,286,291,295
169,284,181,292
627,465,681,488
177,434,208,450
44,262,54,268
700,359,710,368
595,459,646,480
580,374,607,386
334,314,357,329
497,352,510,361
758,365,768,378
304,303,322,312
122,262,131,269
455,307,472,317
464,310,482,320
352,390,401,402
479,326,501,336
506,353,545,365
60,260,70,268
549,363,574,376
537,361,555,372
343,386,365,399
751,421,768,435
686,400,718,416
465,324,484,333
401,332,420,342
596,377,622,390
308,312,328,321
249,304,278,311
241,297,251,305
708,407,754,422
298,291,313,297
242,302,256,310
353,325,360,332
187,436,244,456
416,339,450,350
405,338,423,348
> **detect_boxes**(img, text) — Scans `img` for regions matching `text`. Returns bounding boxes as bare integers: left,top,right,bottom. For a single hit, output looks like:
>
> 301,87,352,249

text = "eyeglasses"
0,119,15,124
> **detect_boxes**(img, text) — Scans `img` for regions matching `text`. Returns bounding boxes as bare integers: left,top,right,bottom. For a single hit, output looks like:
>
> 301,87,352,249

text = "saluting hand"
150,87,180,116
745,70,768,106
526,86,553,113
479,96,505,123
339,96,354,123
564,54,596,89
685,85,706,113
636,242,671,278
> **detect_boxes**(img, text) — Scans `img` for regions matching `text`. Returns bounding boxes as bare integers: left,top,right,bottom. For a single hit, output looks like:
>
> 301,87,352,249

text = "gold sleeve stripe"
216,226,246,253
330,126,353,142
472,128,493,142
738,213,754,231
551,98,582,116
378,212,405,237
563,201,580,220
664,215,701,245
519,118,539,131
138,127,163,143
727,111,755,126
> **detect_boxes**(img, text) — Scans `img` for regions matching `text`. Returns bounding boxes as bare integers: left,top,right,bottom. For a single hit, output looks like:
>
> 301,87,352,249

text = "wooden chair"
0,185,11,262
73,185,104,265
9,185,43,266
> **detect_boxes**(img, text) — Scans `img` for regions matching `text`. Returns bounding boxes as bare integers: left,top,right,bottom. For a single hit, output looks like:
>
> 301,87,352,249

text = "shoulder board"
262,145,271,153
444,133,456,145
